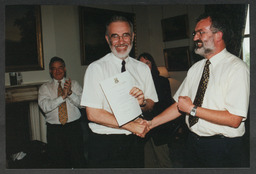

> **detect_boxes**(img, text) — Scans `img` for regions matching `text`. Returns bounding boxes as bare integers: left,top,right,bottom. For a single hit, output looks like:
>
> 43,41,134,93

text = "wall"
5,4,204,95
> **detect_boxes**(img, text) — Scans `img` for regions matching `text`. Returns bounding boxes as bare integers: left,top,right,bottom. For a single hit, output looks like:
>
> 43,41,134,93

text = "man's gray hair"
105,15,134,37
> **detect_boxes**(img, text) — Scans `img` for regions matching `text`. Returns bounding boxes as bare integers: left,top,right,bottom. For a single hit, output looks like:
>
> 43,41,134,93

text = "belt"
47,119,80,127
190,131,226,140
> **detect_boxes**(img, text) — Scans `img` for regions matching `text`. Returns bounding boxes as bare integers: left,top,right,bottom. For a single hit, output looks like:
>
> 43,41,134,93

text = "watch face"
190,107,197,116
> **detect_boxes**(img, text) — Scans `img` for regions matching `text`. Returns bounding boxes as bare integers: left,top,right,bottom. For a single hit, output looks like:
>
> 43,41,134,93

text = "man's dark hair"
105,15,134,36
49,56,66,78
196,12,233,46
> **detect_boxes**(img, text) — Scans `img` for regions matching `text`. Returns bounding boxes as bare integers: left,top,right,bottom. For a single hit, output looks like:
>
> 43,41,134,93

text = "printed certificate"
100,71,142,126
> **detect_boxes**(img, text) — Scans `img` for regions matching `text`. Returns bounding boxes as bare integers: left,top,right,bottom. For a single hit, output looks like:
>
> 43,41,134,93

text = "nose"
118,36,125,43
193,33,199,41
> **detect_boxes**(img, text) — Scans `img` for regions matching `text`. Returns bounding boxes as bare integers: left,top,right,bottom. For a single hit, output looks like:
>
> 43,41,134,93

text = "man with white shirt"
144,12,249,167
38,57,86,168
80,16,158,168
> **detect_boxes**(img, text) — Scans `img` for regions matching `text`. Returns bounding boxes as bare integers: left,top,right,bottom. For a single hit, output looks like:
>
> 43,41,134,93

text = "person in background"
138,52,181,168
80,16,158,168
141,12,250,168
38,56,86,168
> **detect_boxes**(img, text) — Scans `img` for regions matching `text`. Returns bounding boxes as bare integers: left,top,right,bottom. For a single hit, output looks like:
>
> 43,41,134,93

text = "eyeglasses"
110,33,131,42
192,30,206,37
51,66,65,71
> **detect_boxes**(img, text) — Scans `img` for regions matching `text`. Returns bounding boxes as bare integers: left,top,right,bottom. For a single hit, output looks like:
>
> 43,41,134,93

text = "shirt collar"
110,53,130,66
207,48,227,67
53,78,65,84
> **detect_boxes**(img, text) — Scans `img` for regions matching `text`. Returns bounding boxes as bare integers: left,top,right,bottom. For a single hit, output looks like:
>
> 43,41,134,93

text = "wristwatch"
140,99,147,107
190,106,197,117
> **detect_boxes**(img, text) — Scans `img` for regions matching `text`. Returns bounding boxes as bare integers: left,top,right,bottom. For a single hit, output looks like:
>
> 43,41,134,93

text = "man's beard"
194,38,215,57
109,42,133,59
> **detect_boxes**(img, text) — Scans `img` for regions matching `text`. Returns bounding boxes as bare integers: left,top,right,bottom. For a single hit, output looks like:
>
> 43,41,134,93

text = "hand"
177,96,194,114
134,118,151,137
124,119,149,138
130,87,144,106
64,78,72,96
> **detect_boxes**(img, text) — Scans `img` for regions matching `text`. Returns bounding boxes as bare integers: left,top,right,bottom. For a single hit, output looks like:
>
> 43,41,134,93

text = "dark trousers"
185,131,243,168
47,119,86,168
88,131,144,168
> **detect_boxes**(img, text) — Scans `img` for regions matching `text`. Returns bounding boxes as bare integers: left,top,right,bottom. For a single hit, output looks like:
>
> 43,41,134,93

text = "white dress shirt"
174,49,250,137
38,78,82,124
81,53,158,135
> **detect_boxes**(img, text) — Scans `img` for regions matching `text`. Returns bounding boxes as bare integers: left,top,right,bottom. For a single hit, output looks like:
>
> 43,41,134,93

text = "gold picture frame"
164,46,191,71
5,5,44,72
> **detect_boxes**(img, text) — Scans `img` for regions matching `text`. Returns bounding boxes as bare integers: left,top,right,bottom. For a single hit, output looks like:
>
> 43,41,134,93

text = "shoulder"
41,80,52,87
227,52,248,67
129,57,150,71
71,79,82,87
87,53,111,70
39,80,53,91
188,59,205,72
158,75,169,83
222,51,249,73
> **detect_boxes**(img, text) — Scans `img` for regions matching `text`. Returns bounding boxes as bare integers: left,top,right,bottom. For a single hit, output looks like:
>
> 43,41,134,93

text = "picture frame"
5,5,44,72
161,14,189,42
79,6,136,65
164,46,191,71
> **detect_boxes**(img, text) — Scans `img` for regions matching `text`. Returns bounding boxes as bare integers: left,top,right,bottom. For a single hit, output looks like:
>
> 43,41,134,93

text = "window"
242,5,250,67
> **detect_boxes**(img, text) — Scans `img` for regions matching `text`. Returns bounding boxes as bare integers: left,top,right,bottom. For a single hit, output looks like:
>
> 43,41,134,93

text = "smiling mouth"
194,40,203,49
115,44,128,48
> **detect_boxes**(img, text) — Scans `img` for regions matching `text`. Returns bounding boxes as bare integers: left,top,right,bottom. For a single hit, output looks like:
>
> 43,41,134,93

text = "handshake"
124,118,152,138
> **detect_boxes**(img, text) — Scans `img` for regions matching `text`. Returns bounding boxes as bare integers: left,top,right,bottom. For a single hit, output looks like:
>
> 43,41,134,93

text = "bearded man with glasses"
80,15,158,168
140,12,249,168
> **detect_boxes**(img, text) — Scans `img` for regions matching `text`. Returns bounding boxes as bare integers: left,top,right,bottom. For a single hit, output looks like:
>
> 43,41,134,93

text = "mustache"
194,40,203,48
114,43,129,48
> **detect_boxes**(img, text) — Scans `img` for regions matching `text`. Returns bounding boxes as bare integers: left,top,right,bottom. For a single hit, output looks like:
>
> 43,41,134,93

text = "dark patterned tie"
189,60,211,127
121,60,126,72
58,81,68,125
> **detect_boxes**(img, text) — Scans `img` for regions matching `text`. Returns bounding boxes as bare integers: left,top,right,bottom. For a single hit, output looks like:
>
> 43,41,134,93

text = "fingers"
133,119,151,138
177,96,193,113
64,80,71,89
130,87,144,98
130,87,145,105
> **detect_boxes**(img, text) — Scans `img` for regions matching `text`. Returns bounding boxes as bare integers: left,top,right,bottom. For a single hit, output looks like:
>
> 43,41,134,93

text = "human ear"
215,31,223,42
105,35,110,44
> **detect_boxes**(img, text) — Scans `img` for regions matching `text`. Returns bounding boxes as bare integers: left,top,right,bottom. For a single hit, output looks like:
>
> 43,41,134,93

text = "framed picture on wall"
161,14,189,42
5,5,44,72
79,6,136,65
164,46,190,71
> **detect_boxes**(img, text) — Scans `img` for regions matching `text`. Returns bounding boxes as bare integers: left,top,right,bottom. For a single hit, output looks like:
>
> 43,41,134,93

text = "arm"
129,87,155,112
86,107,148,137
149,102,181,129
64,79,82,108
177,96,243,128
141,99,154,112
38,84,64,113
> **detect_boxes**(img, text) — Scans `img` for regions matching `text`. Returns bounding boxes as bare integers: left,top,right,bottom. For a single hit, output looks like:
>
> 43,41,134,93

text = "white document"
100,71,142,126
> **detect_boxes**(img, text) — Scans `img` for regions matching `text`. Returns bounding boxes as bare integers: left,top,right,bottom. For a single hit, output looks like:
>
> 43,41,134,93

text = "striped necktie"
58,81,68,125
189,60,211,127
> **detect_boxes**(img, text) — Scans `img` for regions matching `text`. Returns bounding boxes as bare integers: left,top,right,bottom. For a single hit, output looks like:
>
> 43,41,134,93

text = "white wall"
5,4,204,95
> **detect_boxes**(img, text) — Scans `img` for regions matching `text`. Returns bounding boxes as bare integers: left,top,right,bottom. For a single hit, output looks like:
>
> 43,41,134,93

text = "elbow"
86,107,97,122
231,121,242,128
230,117,243,128
86,112,94,122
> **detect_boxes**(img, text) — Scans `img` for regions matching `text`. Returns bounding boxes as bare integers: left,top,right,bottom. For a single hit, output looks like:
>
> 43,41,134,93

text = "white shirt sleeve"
80,63,105,109
38,83,64,114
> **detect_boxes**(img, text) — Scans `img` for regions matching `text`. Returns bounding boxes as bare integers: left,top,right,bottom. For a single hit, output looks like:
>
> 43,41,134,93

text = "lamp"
157,66,169,78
